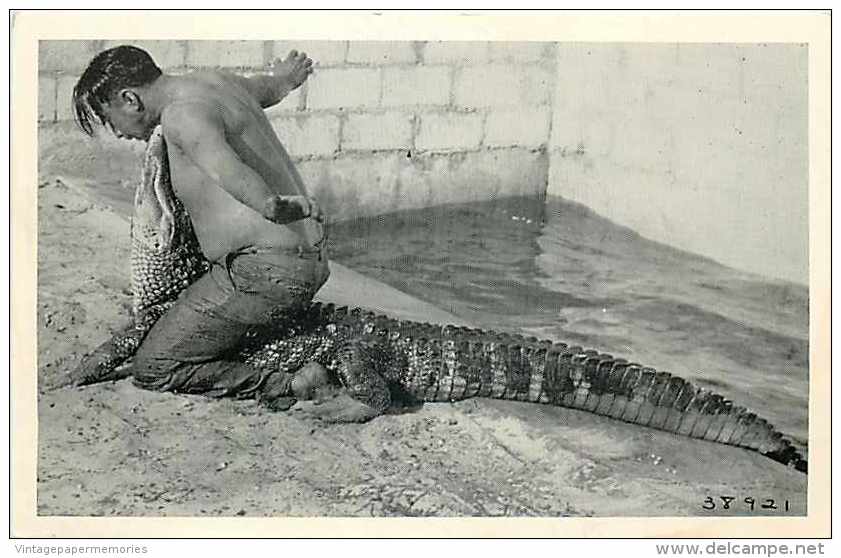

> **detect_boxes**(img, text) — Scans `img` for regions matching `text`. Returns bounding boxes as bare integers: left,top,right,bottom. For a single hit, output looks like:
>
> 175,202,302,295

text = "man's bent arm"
162,104,308,223
232,51,313,109
232,74,293,109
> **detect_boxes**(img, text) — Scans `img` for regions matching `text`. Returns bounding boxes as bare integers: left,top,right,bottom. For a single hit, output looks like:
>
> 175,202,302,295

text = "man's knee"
133,340,162,372
131,343,176,390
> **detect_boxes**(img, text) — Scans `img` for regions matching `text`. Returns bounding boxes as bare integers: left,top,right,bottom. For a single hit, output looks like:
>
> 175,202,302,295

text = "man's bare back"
161,67,324,261
75,47,323,262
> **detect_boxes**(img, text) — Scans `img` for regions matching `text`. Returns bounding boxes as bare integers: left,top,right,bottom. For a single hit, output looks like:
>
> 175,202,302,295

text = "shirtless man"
73,45,330,409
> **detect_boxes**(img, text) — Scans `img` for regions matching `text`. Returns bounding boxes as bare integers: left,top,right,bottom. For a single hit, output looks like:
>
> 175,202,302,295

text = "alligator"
68,127,807,473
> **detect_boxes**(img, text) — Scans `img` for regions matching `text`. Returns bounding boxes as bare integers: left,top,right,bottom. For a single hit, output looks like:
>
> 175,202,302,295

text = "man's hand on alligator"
263,194,326,225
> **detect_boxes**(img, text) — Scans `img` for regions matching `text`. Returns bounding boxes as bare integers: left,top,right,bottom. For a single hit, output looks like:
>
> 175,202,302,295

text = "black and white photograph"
10,9,830,538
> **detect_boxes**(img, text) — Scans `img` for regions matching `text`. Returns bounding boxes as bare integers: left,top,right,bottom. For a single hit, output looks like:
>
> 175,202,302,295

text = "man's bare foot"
272,50,313,93
258,371,296,412
290,362,331,400
299,392,382,423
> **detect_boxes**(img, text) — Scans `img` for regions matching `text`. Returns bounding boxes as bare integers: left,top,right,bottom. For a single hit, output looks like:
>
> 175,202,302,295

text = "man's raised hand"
272,50,314,93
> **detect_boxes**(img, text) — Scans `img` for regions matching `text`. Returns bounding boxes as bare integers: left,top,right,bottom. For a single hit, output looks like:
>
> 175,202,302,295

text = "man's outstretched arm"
234,50,313,109
162,103,319,224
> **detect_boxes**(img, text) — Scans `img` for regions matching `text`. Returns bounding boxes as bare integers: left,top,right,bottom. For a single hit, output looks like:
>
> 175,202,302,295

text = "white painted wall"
548,43,808,285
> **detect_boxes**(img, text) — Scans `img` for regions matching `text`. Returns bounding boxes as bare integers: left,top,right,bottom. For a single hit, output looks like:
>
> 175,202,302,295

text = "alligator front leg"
58,322,144,389
302,339,392,423
64,305,171,389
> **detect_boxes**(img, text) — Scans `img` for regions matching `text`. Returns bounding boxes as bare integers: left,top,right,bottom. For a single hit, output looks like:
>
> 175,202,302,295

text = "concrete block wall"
548,43,808,284
38,40,555,221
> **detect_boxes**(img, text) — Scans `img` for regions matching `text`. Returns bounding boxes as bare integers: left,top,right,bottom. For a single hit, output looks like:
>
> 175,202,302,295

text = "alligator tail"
62,301,808,473
399,326,807,473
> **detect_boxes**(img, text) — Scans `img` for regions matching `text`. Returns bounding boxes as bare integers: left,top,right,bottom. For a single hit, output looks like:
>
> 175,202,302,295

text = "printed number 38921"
702,496,791,512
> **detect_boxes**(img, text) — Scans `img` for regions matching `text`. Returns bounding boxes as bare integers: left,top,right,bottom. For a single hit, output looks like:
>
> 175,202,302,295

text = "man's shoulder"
161,100,223,139
162,98,219,123
160,102,227,153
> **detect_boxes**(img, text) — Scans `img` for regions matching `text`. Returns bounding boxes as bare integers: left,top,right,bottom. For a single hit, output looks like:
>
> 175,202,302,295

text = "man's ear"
118,89,144,112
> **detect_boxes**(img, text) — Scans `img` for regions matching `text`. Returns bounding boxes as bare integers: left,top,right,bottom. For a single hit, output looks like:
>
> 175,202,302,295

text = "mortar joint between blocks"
377,67,384,107
410,113,420,153
447,66,458,108
262,41,274,67
298,82,309,112
478,110,489,149
412,41,425,65
543,43,560,199
336,112,347,153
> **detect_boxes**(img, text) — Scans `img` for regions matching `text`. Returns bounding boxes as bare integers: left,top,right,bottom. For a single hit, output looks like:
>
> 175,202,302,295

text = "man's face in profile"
99,89,153,141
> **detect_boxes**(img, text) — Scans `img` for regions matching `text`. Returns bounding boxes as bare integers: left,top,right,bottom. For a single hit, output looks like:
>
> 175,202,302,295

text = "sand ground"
34,176,806,520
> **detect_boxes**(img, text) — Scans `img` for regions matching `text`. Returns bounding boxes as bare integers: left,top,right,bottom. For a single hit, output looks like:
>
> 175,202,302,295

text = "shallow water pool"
328,196,809,451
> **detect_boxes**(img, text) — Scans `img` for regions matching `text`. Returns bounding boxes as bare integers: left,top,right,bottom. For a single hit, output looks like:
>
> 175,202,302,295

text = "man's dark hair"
72,45,162,135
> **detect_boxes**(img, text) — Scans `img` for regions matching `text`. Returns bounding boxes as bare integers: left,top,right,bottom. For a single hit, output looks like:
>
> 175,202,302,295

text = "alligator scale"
69,128,807,473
